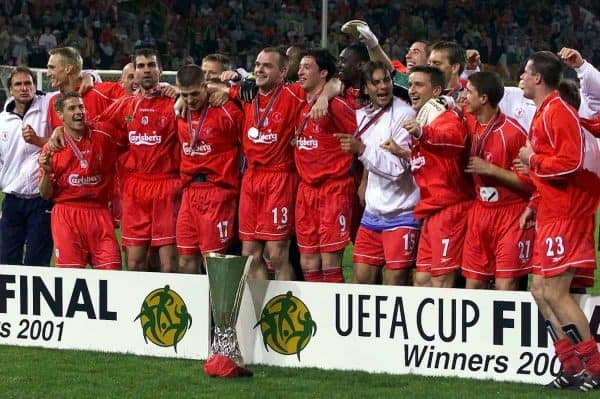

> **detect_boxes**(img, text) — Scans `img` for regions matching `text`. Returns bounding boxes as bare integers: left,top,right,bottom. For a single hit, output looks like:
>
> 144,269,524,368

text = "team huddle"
1,18,600,389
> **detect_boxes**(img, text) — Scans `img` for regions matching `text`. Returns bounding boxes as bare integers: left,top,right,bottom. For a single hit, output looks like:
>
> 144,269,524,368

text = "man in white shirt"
0,66,56,266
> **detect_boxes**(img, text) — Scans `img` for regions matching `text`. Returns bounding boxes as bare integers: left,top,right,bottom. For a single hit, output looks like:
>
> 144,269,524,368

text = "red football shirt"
294,96,356,185
98,93,180,176
41,126,116,205
528,91,600,223
411,109,473,219
177,101,243,190
463,111,534,206
230,82,306,170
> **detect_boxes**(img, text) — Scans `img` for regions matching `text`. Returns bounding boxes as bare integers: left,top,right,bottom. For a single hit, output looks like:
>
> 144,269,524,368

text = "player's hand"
38,151,53,172
208,90,229,107
518,141,534,166
220,70,241,82
519,207,536,230
160,83,179,98
466,49,481,70
512,158,529,175
380,138,411,160
173,95,187,118
22,124,41,147
334,133,365,154
558,47,584,69
79,73,95,94
402,119,423,139
465,156,496,176
47,126,65,151
309,95,329,120
240,77,258,103
356,23,379,50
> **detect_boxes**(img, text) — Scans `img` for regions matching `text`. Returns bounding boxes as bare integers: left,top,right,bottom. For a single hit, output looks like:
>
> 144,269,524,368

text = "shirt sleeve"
419,111,467,153
529,104,583,179
576,61,600,115
330,97,357,134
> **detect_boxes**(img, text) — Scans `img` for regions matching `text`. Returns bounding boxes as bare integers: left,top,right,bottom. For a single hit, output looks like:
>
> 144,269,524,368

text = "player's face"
201,60,224,81
406,42,428,69
408,71,437,112
298,56,326,93
519,60,538,100
286,46,302,80
365,68,393,108
178,84,208,111
134,54,161,90
9,72,35,105
59,97,86,132
47,54,70,90
254,51,286,92
428,50,453,85
120,63,138,94
464,81,485,114
338,48,361,85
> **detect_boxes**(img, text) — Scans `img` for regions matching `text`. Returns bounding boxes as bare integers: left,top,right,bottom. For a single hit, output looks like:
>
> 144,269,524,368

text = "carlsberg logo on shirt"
68,174,101,186
182,142,212,156
128,131,162,146
296,136,319,150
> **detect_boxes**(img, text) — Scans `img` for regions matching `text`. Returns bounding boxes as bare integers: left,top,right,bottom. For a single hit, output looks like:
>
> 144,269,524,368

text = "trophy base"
210,326,244,366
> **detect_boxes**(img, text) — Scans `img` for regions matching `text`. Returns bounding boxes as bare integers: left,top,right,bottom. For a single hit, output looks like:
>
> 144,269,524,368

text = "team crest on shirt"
296,136,319,150
141,116,149,125
483,152,493,162
68,174,101,186
270,111,283,123
515,107,524,118
158,116,168,129
182,141,212,156
129,131,162,146
0,130,7,141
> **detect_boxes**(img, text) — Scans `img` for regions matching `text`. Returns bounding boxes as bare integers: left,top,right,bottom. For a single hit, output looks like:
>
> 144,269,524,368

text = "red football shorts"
121,174,182,247
52,203,121,269
353,226,419,269
238,168,298,241
416,200,470,277
176,183,237,255
295,177,354,254
462,202,534,281
533,215,596,283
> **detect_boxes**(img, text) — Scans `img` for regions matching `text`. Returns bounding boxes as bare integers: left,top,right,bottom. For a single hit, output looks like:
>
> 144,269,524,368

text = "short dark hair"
412,39,432,57
8,66,36,87
430,41,467,75
301,48,337,80
202,53,230,70
54,91,81,113
177,64,204,87
467,72,504,108
409,65,446,90
528,51,562,89
344,43,370,62
260,47,289,68
133,47,161,69
558,79,581,110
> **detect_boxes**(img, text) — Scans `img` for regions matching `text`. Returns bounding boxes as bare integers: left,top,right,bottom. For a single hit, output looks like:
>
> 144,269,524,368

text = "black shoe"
577,372,600,392
545,370,584,389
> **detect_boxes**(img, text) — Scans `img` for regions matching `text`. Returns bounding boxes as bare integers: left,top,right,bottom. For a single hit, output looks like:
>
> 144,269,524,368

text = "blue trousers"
0,194,53,266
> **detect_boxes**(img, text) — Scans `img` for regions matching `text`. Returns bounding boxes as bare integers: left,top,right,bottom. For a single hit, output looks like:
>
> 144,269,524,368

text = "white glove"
356,24,379,49
416,97,449,127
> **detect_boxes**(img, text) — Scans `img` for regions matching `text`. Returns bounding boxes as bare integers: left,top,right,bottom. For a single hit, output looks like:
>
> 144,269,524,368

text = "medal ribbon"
295,88,324,138
63,128,88,168
187,105,210,148
354,102,392,139
253,84,283,129
471,112,502,156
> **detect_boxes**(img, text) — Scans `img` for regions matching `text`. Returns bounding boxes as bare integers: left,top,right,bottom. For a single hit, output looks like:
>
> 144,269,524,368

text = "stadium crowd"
2,0,600,76
1,1,600,392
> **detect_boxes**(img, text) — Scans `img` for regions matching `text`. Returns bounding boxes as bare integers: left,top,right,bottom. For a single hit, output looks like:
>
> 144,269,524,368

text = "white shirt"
0,92,57,196
357,97,420,217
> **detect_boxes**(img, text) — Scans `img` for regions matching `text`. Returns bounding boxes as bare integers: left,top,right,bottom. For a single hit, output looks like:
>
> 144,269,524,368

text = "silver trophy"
205,253,252,370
